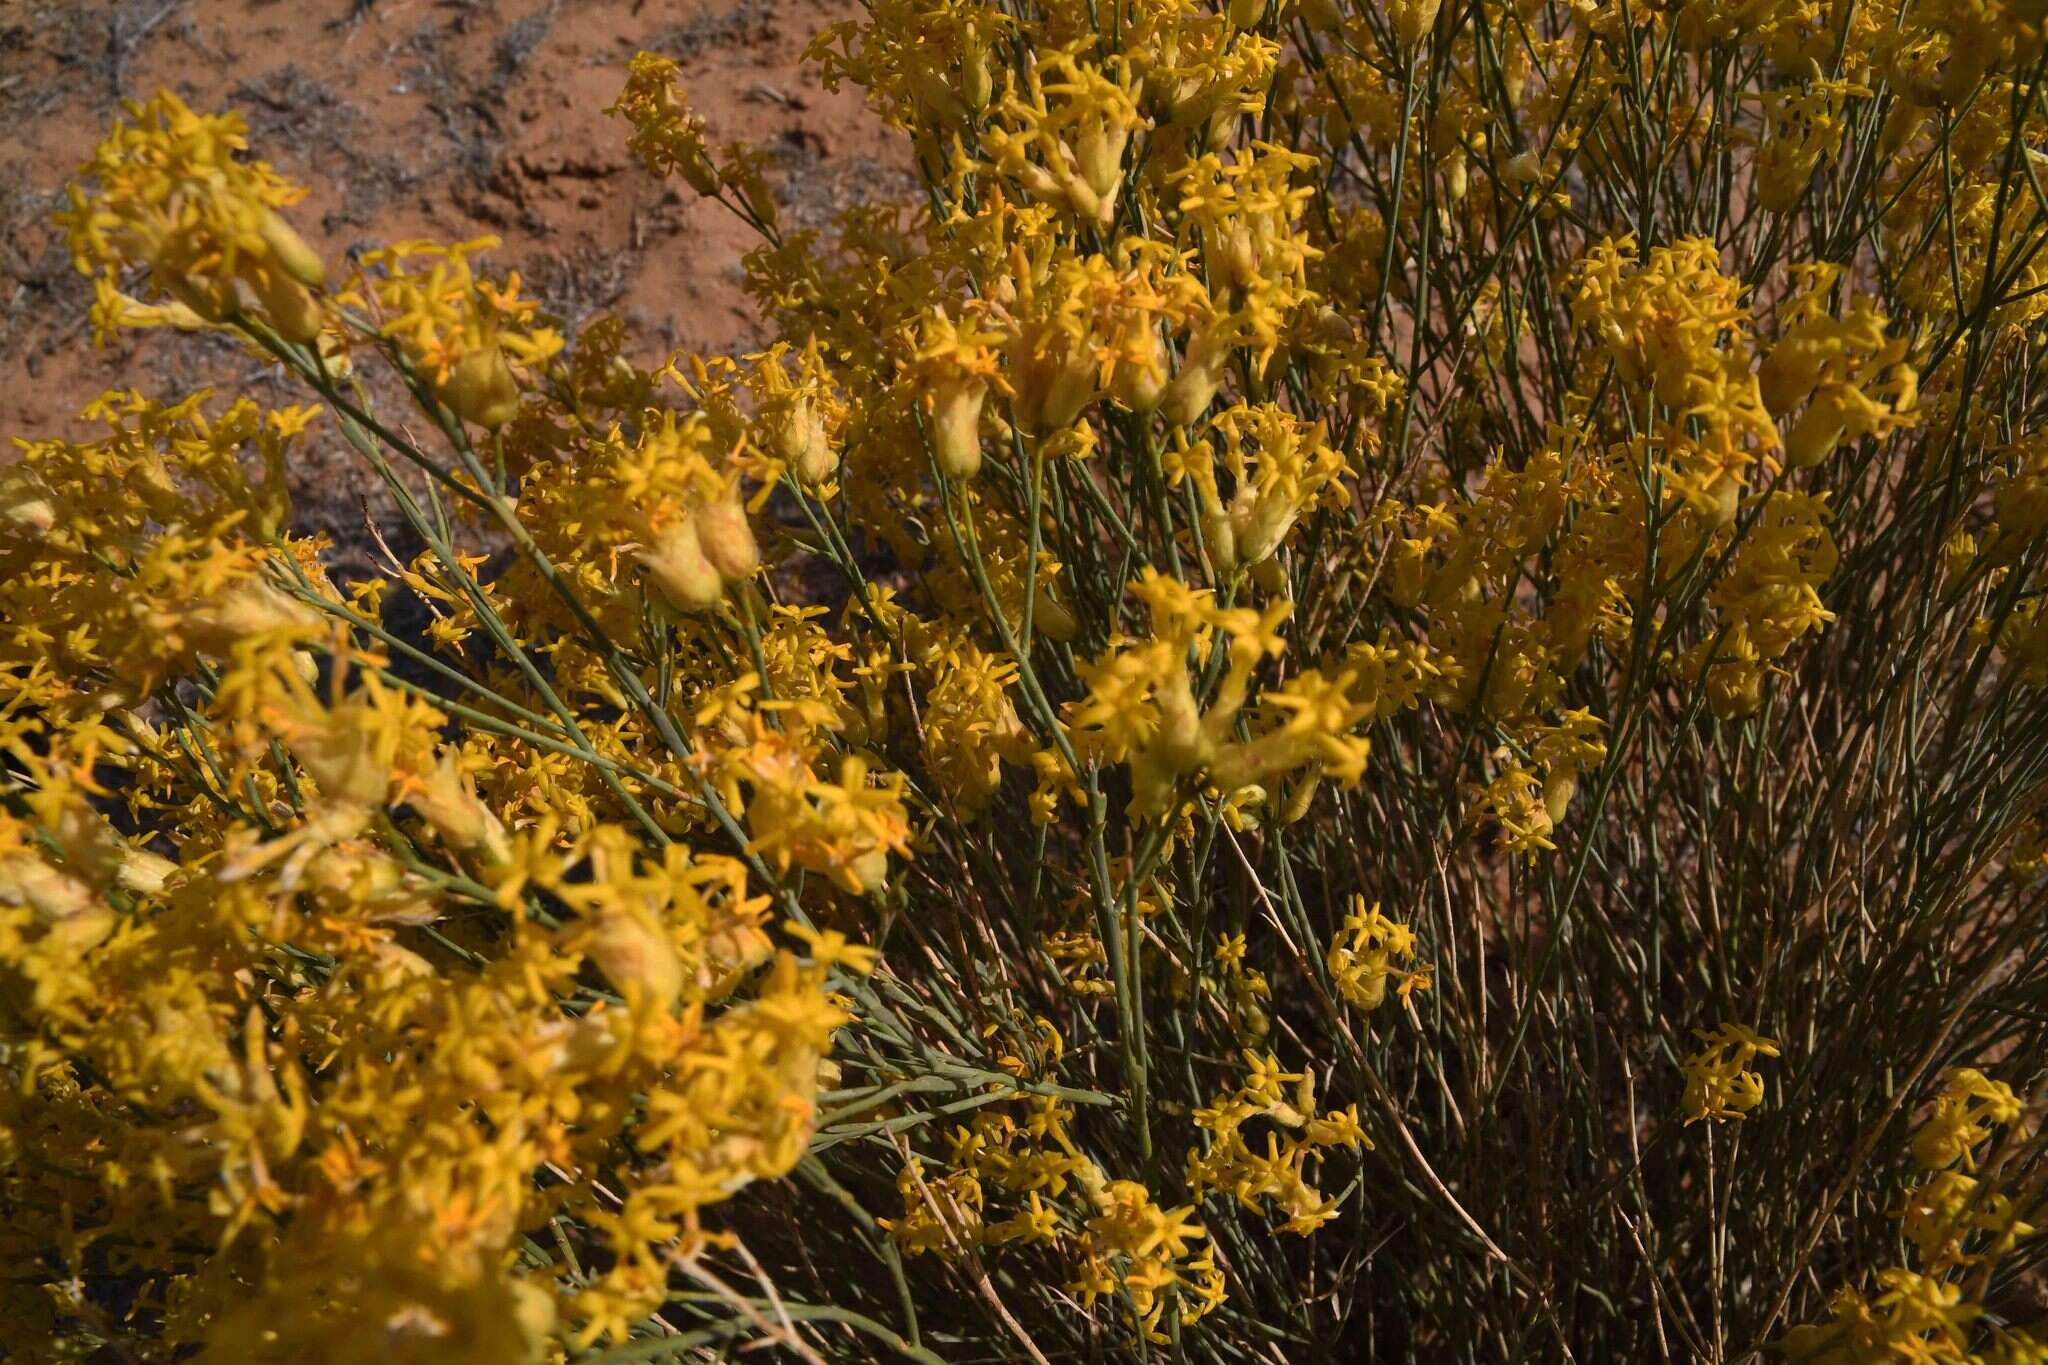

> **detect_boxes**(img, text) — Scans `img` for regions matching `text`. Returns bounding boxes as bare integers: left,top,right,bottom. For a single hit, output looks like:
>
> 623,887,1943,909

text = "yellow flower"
608,52,721,195
59,90,328,342
1680,1022,1782,1123
361,237,563,427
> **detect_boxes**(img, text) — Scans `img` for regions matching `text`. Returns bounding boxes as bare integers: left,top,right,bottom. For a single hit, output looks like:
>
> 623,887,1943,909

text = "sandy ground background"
1,0,903,559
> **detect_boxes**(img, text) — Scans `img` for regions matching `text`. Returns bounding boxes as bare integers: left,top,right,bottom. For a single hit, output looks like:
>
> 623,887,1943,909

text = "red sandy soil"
1,0,905,554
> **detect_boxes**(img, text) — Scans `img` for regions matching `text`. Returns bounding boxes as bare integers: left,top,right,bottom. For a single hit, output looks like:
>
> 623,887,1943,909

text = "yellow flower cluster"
1784,1069,2039,1362
1185,1051,1369,1235
12,0,2048,1356
59,92,327,342
607,53,721,196
1325,899,1431,1011
363,238,564,429
1680,1022,1782,1124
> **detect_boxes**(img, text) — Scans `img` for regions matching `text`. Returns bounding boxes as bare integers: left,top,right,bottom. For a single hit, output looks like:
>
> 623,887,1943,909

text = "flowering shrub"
5,1,2048,1360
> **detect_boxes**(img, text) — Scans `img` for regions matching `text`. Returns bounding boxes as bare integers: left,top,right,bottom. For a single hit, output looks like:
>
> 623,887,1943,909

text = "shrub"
5,2,2048,1360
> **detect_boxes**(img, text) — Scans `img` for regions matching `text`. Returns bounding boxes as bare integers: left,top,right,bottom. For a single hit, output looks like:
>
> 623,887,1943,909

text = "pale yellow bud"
770,397,839,486
1758,340,1824,416
1072,118,1130,206
1152,680,1209,774
1013,334,1099,433
1281,771,1320,824
166,273,236,324
408,754,511,864
851,848,891,894
961,38,995,111
0,472,56,537
116,847,177,896
1237,497,1300,567
0,855,115,952
930,376,988,479
1298,0,1343,30
1786,390,1847,468
184,579,320,656
510,1280,559,1363
694,497,760,582
1201,505,1238,572
1881,102,1928,157
678,143,722,197
440,344,521,429
588,907,683,1010
1388,0,1442,50
1211,223,1261,295
259,209,326,287
1110,319,1170,412
1543,768,1579,823
1162,336,1229,427
639,519,725,613
1703,472,1742,530
244,264,324,342
1502,47,1529,106
293,724,389,809
1033,586,1079,642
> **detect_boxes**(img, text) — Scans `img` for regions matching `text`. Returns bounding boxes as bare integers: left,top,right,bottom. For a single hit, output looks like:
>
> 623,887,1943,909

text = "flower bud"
851,848,891,894
409,754,512,865
1032,586,1079,643
961,39,994,112
694,497,760,582
1151,681,1209,774
1237,497,1299,567
259,210,326,287
588,906,683,1011
1502,48,1529,107
1210,223,1260,295
639,519,725,613
184,579,320,657
1161,336,1228,427
245,264,324,342
678,145,722,197
1201,505,1238,573
118,847,177,896
440,345,521,429
1110,319,1170,412
1281,772,1319,824
1072,117,1130,208
769,396,839,486
0,470,57,537
1388,0,1443,51
0,853,115,952
911,70,971,129
293,722,390,809
1757,341,1823,416
1786,390,1847,468
1703,471,1742,530
930,377,988,479
1443,149,1469,202
1880,102,1928,157
167,273,236,324
1298,0,1342,29
1543,768,1579,823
